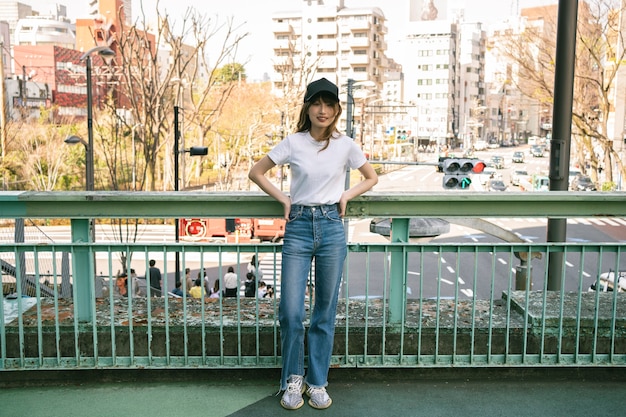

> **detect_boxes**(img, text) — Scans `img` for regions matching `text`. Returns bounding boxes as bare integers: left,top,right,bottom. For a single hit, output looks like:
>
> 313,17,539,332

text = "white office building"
13,16,75,48
401,18,485,149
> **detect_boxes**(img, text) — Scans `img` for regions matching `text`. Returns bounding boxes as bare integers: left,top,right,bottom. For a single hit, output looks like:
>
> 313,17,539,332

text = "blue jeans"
279,204,347,390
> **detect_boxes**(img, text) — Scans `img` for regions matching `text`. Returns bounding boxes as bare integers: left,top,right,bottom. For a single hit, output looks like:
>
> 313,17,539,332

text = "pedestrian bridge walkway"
1,368,624,417
1,192,625,374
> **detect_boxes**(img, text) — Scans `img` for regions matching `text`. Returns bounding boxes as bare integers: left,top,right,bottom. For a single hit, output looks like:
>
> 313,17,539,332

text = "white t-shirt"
223,272,238,289
268,131,366,205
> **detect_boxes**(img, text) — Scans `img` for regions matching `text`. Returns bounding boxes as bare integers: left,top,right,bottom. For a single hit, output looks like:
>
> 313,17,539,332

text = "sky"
28,0,560,80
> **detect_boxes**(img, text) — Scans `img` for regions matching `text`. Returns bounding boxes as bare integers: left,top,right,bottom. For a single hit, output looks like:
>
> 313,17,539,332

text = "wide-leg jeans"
279,203,347,390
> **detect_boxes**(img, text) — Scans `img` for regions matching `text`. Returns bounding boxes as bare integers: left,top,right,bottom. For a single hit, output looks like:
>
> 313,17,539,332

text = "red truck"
179,218,285,242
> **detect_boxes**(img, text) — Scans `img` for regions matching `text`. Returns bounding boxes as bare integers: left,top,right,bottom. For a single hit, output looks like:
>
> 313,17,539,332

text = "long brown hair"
296,92,343,151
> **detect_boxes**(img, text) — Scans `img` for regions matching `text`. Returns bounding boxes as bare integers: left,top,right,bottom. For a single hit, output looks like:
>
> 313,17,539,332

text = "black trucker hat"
304,77,339,102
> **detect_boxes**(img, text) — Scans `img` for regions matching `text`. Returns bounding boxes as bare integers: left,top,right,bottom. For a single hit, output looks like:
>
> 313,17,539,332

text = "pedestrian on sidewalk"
248,254,263,282
248,77,378,410
147,259,162,297
223,266,238,297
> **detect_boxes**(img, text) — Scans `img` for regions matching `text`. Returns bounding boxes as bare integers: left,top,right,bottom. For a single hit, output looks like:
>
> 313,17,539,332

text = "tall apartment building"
457,22,486,149
401,17,485,149
271,0,388,102
402,20,458,148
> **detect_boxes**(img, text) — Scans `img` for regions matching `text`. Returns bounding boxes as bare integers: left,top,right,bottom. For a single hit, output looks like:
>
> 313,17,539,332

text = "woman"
247,254,263,282
189,277,205,299
248,77,377,410
209,279,221,299
222,266,238,297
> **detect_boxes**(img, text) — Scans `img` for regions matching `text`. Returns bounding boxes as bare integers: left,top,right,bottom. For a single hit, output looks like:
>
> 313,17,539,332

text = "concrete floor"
1,368,624,417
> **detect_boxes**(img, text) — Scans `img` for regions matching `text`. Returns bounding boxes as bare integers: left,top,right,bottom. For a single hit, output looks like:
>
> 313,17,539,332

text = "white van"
473,140,488,151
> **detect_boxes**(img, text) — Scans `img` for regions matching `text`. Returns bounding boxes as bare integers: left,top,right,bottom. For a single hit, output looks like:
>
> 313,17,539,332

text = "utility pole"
547,0,578,291
345,78,354,139
0,42,7,173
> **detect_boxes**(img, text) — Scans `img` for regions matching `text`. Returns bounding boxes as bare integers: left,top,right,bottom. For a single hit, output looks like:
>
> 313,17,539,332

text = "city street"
3,145,622,301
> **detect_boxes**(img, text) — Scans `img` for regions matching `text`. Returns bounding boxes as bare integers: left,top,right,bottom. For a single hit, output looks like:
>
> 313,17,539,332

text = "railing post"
71,218,94,322
389,218,409,324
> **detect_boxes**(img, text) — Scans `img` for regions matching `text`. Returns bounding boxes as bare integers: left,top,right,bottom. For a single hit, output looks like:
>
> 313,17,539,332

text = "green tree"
216,63,247,83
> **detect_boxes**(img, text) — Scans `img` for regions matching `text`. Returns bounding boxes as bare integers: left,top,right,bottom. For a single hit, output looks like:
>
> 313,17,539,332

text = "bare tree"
496,0,626,188
273,40,322,134
108,3,247,192
77,2,248,269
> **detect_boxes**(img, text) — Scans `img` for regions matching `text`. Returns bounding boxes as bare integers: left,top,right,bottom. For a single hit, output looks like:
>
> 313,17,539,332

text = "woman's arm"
338,162,378,217
248,156,291,219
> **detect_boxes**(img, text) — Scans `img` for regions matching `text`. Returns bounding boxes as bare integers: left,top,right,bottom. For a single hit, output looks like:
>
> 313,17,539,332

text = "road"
347,145,626,299
2,145,623,299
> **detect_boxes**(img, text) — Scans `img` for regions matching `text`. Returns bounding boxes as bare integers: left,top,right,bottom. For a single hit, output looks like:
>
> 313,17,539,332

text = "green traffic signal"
459,176,472,188
443,174,472,189
441,158,483,189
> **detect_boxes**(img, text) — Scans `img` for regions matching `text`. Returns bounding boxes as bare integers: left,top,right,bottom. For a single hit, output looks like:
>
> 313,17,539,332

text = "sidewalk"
1,368,624,417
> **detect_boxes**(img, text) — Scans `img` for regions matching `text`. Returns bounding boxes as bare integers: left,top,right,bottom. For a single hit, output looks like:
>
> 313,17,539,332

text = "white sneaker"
280,375,305,410
306,385,332,409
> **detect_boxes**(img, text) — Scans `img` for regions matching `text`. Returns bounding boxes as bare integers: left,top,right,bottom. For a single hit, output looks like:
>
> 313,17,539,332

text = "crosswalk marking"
255,253,316,298
488,217,626,229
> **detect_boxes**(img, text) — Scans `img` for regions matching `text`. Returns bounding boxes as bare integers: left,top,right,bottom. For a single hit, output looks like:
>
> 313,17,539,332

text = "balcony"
318,38,338,52
273,38,293,51
315,21,338,36
272,21,293,35
1,191,625,371
345,20,371,31
349,54,370,65
349,37,371,48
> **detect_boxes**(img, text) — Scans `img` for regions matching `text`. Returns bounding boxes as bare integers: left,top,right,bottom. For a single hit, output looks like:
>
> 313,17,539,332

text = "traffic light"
441,158,486,189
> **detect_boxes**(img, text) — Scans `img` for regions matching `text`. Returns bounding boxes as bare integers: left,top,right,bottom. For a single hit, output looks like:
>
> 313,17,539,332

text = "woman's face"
307,97,338,130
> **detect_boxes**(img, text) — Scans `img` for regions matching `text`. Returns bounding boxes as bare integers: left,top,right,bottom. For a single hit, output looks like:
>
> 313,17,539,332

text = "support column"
71,219,94,322
389,218,409,324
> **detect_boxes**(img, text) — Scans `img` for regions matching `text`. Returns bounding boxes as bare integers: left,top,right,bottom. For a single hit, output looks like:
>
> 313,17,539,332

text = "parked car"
570,175,596,191
568,169,581,187
478,167,497,185
490,155,505,169
512,151,525,163
510,169,529,186
530,146,544,157
589,271,626,292
473,140,488,151
488,179,508,192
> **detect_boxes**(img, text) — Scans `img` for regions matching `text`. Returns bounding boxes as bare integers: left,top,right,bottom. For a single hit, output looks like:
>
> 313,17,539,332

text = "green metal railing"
1,191,625,370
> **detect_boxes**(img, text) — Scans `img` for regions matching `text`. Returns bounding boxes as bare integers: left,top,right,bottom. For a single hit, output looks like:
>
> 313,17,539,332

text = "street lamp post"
79,46,115,193
64,135,97,245
63,47,114,322
64,135,91,186
173,105,208,285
